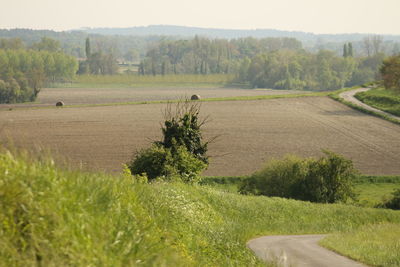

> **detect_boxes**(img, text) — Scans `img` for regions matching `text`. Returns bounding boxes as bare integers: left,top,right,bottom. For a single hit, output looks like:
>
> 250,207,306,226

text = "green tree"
380,55,400,92
32,37,60,52
343,43,348,58
348,42,353,57
85,37,91,58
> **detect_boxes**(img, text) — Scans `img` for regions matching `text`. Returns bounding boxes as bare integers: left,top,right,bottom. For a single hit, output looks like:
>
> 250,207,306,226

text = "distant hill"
75,25,400,44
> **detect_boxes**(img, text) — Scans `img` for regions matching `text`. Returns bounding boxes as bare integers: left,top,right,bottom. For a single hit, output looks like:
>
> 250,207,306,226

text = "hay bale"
56,101,64,107
191,94,201,100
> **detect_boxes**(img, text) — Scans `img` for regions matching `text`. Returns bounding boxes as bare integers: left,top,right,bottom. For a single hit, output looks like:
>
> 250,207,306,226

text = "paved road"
248,235,367,267
339,88,400,122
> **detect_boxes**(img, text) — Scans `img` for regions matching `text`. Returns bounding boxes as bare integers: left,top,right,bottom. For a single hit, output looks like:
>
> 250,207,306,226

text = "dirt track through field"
1,96,400,175
248,235,367,267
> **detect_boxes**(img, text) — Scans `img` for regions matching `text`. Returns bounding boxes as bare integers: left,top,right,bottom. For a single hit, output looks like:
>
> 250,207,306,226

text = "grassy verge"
321,223,400,267
354,87,400,117
2,150,400,266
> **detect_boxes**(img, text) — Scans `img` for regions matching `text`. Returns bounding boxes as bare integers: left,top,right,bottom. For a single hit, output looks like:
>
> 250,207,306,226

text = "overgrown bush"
128,144,206,183
239,151,357,203
239,155,308,197
128,100,209,182
378,189,400,210
157,101,209,164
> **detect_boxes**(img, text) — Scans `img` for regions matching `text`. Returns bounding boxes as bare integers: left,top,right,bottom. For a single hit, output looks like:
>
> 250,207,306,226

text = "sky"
0,0,399,35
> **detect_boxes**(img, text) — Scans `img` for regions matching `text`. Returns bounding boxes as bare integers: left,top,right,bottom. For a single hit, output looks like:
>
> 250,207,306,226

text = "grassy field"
321,223,400,267
2,150,400,266
57,74,236,88
355,87,400,116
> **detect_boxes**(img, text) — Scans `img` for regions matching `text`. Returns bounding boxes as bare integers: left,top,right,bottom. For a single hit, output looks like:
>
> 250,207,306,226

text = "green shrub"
379,189,400,210
300,151,357,203
157,101,209,164
239,151,357,203
239,155,308,197
128,144,206,183
128,100,209,182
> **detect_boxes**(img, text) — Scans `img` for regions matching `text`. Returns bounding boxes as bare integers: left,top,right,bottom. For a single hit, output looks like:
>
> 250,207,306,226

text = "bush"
157,100,209,164
300,151,357,203
128,144,206,183
239,155,308,197
239,151,357,203
128,100,209,183
379,189,400,210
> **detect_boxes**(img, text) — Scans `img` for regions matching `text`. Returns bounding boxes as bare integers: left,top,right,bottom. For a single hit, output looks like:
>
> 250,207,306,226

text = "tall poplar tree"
343,43,348,58
348,43,353,57
85,38,91,59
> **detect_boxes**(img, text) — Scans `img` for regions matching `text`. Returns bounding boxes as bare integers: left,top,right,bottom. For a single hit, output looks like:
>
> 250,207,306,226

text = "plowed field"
2,96,400,176
0,86,308,109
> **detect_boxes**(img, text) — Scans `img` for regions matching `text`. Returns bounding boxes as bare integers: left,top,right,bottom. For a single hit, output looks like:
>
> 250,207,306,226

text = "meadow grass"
355,183,400,207
2,150,400,266
321,223,400,267
54,74,236,88
355,87,400,117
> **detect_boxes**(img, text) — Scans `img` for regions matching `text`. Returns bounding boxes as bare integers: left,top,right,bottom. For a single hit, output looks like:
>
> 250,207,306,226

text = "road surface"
248,235,367,267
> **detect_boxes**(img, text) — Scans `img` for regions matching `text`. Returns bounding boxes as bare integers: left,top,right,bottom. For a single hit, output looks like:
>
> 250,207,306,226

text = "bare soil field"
1,96,400,176
0,87,309,109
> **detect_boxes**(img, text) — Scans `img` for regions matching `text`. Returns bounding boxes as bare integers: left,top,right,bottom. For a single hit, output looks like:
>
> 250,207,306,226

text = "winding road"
248,235,367,267
339,87,400,122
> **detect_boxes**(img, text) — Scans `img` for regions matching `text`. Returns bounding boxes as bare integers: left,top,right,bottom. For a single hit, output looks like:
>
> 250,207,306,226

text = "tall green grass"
2,150,400,266
321,223,400,267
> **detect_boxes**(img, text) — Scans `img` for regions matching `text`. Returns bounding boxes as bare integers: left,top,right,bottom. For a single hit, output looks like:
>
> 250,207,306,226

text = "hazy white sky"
0,0,399,34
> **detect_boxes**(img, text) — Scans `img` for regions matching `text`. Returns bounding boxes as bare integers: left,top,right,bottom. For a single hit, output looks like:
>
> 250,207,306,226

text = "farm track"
1,95,400,176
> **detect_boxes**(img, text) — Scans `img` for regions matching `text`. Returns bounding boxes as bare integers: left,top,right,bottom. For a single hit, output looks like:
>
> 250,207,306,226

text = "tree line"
238,50,384,90
139,36,303,75
138,36,385,90
0,39,77,103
